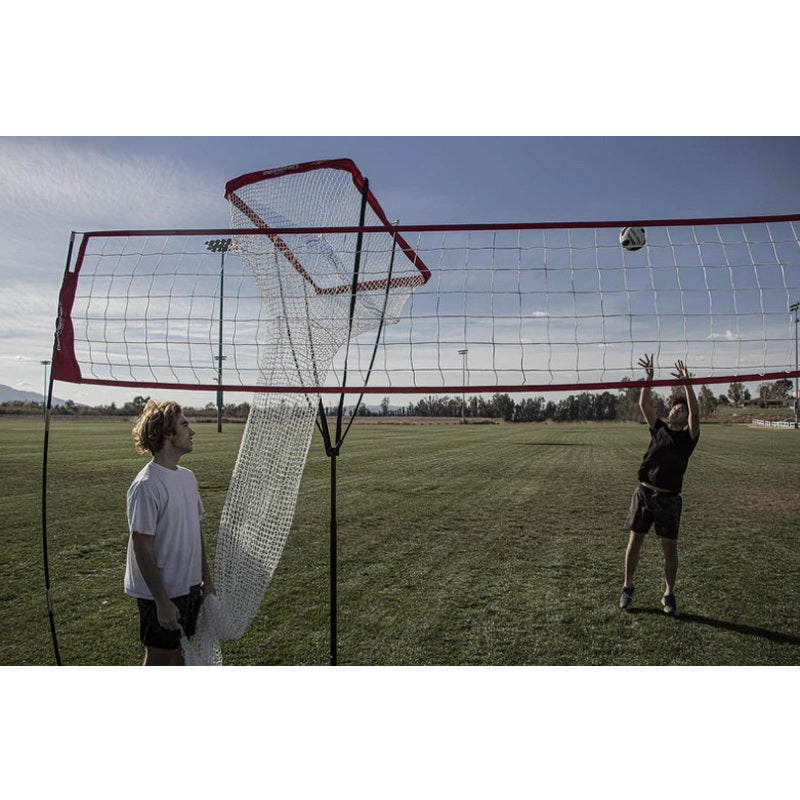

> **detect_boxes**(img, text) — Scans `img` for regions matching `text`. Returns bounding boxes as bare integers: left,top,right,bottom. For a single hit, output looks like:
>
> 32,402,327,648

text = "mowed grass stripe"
1,418,798,665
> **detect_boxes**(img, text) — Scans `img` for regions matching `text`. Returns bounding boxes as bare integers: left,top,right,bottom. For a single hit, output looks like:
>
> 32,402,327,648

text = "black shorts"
137,584,204,650
625,485,682,540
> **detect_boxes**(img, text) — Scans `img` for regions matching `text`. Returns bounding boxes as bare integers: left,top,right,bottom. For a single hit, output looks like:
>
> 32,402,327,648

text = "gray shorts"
625,485,682,540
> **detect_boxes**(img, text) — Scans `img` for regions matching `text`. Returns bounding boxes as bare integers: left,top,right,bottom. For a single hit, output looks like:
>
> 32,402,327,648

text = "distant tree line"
401,377,794,422
404,389,648,422
0,395,253,419
1,379,793,421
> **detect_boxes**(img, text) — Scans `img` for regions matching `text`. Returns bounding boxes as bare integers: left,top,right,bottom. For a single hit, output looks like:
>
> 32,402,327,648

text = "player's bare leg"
624,531,645,589
660,537,679,615
621,531,645,608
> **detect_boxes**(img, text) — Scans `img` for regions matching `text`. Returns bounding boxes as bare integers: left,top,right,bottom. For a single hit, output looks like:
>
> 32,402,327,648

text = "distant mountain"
0,384,67,406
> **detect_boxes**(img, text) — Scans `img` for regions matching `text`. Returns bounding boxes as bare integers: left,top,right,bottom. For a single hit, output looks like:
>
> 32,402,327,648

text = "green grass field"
1,416,798,666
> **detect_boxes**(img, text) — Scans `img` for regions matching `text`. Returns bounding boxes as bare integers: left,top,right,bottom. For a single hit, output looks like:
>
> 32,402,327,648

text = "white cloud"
0,137,225,233
708,329,741,340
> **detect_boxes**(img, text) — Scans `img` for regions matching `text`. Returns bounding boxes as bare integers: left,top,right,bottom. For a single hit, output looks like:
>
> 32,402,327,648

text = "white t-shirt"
124,461,205,600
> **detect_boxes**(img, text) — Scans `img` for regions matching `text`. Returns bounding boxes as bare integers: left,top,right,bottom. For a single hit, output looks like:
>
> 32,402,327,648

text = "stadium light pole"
458,349,468,423
791,301,799,429
40,360,50,416
206,239,232,433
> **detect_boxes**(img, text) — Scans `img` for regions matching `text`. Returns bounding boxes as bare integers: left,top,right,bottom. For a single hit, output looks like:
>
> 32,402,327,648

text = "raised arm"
638,354,658,429
672,360,700,440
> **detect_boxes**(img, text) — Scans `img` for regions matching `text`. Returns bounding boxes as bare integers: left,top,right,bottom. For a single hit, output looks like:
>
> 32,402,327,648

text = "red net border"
52,212,800,395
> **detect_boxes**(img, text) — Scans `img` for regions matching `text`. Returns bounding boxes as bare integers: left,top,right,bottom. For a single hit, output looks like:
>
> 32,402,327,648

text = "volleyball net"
53,221,800,397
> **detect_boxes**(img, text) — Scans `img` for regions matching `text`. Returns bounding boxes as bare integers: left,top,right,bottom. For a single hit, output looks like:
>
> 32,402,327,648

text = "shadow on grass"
629,608,800,646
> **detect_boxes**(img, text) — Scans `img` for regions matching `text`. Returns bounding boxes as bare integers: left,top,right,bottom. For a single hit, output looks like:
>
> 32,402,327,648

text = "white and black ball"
619,226,646,251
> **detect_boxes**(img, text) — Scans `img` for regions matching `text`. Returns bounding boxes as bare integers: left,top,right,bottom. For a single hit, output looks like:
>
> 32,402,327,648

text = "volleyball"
619,226,646,251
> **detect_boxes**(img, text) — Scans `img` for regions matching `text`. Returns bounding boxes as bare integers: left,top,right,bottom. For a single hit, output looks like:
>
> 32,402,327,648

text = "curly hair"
131,400,183,455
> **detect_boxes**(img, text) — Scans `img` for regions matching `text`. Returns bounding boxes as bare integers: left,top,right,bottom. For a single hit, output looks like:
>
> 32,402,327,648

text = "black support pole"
316,400,338,666
41,379,61,666
329,445,338,666
41,232,76,666
311,179,377,667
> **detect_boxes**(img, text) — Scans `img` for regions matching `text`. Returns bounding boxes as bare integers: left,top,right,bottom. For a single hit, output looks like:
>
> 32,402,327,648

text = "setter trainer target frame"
42,159,800,664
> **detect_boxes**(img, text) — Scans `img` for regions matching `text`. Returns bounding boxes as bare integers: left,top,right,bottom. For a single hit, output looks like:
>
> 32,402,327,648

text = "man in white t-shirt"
125,400,215,665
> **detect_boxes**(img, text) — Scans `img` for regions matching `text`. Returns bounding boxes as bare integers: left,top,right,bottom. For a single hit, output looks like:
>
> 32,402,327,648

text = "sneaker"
661,594,677,616
619,586,635,609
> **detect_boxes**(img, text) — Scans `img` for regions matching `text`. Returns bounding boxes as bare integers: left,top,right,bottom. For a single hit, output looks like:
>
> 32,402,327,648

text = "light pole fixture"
206,239,232,433
791,301,799,429
458,349,468,423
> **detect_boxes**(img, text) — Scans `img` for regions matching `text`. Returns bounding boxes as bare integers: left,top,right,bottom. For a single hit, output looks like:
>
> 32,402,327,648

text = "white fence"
753,418,797,428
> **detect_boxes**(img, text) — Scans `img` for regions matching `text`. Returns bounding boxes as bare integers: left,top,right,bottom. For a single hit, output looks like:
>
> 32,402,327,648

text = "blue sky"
2,135,799,405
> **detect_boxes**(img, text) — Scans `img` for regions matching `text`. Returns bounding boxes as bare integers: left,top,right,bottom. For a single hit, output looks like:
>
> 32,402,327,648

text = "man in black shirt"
620,354,700,615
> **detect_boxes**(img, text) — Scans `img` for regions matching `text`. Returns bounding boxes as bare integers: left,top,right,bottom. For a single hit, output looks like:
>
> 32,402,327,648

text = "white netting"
59,218,800,394
182,163,423,664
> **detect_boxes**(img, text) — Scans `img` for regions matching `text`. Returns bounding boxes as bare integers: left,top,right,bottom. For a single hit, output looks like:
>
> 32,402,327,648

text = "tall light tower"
791,301,799,429
206,239,232,433
458,349,468,423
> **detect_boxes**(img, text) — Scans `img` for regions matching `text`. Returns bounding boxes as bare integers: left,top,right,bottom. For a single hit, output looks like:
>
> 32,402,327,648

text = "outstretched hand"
638,354,654,379
671,359,691,380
